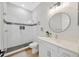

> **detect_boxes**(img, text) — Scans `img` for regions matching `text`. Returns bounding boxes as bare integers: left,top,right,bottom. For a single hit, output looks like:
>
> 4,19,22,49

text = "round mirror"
49,13,71,33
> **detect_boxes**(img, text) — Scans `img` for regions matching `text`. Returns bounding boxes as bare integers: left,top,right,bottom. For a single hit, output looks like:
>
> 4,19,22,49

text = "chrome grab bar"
3,19,40,26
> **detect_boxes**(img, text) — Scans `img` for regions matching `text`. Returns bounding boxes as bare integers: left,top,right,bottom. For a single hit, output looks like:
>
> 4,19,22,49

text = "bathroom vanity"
39,37,79,57
38,7,79,57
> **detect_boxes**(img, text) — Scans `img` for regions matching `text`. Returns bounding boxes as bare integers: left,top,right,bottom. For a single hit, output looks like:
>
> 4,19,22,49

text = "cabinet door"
51,44,61,57
45,46,52,57
58,47,79,57
49,43,79,57
39,39,79,57
39,41,47,57
39,40,52,57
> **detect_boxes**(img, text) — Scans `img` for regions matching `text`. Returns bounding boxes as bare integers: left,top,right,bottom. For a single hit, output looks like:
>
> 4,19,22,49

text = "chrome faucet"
46,31,52,37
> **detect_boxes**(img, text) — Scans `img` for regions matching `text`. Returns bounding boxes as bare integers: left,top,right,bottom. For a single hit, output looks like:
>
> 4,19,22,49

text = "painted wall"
32,3,50,37
6,3,32,24
56,3,79,41
0,3,3,49
34,2,79,41
0,3,7,49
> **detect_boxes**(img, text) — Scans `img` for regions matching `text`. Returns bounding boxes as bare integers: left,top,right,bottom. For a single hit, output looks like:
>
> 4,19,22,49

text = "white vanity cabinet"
39,40,52,57
39,37,79,57
57,47,79,57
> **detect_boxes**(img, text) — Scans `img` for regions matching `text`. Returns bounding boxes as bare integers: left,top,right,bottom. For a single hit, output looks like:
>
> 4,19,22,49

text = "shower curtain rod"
3,19,39,26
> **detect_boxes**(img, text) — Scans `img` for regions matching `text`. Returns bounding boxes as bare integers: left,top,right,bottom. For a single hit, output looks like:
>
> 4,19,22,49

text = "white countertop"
39,37,79,54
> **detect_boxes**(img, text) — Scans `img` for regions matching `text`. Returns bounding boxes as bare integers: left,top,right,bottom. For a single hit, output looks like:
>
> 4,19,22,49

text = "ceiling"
10,2,40,11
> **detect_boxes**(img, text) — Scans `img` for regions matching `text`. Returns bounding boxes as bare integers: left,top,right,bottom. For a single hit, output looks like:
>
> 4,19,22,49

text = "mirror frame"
49,12,71,33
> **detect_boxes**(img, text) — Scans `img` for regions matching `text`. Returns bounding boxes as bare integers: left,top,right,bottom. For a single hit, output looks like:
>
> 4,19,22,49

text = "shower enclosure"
0,2,40,56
